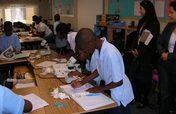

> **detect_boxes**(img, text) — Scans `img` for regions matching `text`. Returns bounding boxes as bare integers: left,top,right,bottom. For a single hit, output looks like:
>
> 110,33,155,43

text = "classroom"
0,0,175,114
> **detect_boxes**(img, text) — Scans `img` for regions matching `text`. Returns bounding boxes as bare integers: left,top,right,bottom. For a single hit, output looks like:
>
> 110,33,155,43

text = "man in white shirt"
34,17,53,43
71,28,134,114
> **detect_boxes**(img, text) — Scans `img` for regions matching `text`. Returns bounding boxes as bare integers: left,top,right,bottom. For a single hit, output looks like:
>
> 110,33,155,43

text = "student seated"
0,21,21,54
55,23,67,55
0,85,33,113
56,23,77,59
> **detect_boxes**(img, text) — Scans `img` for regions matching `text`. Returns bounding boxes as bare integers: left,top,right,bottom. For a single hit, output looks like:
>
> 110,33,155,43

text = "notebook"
60,83,115,110
53,63,75,78
13,52,30,59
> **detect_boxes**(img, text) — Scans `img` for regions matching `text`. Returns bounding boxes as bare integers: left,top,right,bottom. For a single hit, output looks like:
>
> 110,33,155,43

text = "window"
0,3,38,25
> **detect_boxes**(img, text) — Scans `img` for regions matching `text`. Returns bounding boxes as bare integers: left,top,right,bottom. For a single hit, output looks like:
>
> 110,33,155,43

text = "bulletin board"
53,0,74,16
108,0,170,22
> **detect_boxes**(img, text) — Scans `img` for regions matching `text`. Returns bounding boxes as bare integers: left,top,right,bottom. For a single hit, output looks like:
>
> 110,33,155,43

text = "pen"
76,76,85,82
53,103,68,107
86,93,100,96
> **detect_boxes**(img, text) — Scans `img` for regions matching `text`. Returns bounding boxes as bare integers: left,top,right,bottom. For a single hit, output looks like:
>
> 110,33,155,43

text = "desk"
13,87,46,114
34,69,118,114
0,58,28,70
27,50,58,69
19,35,44,50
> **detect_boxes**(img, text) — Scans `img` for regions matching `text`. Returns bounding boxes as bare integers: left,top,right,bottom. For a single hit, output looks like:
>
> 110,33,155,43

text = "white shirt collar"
94,37,107,60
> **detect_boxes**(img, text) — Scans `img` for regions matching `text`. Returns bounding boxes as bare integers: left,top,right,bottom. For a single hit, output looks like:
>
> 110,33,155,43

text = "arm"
157,23,170,55
33,31,45,37
156,23,176,61
14,35,21,54
23,99,33,113
71,70,99,88
58,50,74,59
0,37,5,53
2,86,32,113
87,80,123,93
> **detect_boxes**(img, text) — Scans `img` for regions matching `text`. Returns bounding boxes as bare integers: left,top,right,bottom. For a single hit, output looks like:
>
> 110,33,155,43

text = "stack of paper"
60,83,115,111
36,61,57,67
13,52,30,59
21,93,49,111
0,46,15,60
53,63,75,78
15,83,35,89
140,29,153,45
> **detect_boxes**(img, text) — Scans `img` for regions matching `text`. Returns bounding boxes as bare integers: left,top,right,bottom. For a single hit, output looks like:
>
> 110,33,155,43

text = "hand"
86,87,101,93
131,49,138,57
161,52,168,61
68,71,80,77
57,54,70,60
12,47,16,53
57,54,65,59
71,81,82,88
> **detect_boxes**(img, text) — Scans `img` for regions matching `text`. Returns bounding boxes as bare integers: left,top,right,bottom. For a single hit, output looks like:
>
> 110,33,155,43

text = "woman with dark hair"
157,1,176,114
129,0,160,109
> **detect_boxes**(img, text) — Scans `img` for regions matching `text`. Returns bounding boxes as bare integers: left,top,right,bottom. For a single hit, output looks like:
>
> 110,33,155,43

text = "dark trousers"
109,102,131,114
158,61,176,114
134,80,152,105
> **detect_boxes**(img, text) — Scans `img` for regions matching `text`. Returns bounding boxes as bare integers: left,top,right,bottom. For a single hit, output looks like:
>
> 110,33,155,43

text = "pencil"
76,76,85,82
59,49,62,55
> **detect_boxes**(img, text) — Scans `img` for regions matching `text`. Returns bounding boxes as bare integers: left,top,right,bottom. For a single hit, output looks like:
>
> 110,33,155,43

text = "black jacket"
157,22,176,62
129,18,160,83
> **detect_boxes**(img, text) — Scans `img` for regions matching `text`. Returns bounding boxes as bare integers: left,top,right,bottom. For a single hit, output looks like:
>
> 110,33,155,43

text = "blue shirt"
93,37,134,106
0,85,24,114
55,37,67,48
0,33,21,53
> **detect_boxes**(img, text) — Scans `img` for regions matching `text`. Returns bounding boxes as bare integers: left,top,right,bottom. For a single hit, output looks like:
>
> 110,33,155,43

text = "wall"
51,0,103,31
104,0,167,31
77,0,103,30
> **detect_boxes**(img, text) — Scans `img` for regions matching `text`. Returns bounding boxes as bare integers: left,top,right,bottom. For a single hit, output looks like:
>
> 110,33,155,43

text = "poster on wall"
53,0,73,16
155,0,165,18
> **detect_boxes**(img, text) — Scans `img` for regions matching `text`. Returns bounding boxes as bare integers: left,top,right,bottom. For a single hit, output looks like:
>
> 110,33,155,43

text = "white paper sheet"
36,61,57,67
15,83,35,89
60,83,115,110
53,63,75,78
21,93,49,111
52,58,68,63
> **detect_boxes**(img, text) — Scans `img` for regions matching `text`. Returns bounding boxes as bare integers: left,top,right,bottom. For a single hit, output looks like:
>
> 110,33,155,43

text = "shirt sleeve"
0,36,5,53
108,55,123,83
14,35,21,53
2,86,24,114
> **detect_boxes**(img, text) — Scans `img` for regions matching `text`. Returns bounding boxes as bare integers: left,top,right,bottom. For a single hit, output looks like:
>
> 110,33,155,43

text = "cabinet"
94,24,137,51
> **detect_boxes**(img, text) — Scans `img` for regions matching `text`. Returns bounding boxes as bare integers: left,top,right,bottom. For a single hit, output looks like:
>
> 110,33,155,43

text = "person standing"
128,0,160,109
157,1,176,114
33,17,53,44
71,28,134,114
